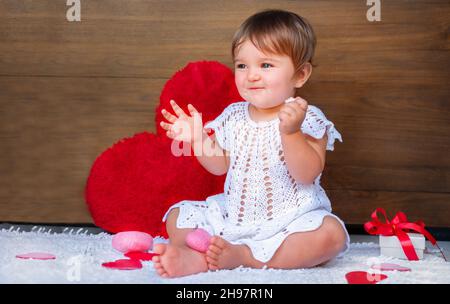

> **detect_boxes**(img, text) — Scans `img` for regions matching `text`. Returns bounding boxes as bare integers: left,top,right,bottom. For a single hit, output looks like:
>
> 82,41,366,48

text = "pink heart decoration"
112,231,153,253
185,228,212,253
102,259,142,270
16,252,56,260
371,263,411,272
345,271,388,284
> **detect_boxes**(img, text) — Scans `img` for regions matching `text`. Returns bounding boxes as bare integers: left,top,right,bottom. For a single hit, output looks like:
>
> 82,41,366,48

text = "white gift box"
379,233,425,260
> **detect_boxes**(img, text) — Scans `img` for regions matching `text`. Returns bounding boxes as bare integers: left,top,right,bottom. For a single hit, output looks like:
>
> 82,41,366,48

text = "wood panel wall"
0,0,449,227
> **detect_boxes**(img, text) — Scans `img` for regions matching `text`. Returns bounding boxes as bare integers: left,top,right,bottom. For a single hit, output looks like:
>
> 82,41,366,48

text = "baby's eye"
235,63,246,69
261,63,273,68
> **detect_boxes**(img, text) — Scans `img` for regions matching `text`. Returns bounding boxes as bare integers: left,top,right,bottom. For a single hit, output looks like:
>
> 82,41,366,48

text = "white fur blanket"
1,227,449,284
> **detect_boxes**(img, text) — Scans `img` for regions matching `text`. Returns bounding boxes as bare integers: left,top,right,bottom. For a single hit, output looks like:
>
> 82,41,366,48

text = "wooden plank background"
0,0,449,227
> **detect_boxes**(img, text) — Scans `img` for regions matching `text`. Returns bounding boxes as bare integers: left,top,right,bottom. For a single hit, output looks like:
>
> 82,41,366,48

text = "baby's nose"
247,70,261,81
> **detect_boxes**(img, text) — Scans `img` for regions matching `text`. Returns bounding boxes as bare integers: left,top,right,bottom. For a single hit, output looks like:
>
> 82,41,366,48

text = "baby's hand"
278,97,308,135
160,100,204,143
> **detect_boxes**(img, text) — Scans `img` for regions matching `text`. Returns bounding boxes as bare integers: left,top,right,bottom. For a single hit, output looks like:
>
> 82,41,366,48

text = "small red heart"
124,251,158,261
102,259,142,270
345,271,388,284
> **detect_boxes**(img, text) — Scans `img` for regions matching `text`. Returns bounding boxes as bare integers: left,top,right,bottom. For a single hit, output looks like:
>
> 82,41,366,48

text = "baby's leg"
165,208,195,246
206,216,346,270
152,208,208,277
266,216,347,269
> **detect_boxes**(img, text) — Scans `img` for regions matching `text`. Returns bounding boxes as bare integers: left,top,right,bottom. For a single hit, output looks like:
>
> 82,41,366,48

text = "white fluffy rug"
1,227,449,284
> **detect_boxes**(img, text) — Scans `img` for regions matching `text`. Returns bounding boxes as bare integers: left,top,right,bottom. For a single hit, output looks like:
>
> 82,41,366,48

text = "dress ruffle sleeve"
300,105,343,151
203,104,235,151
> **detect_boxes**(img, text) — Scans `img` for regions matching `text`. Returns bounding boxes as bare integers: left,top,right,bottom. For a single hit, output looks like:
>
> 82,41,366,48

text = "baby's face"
234,40,299,109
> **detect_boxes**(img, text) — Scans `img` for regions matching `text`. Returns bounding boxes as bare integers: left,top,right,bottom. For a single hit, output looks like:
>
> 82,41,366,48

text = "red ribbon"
364,208,447,261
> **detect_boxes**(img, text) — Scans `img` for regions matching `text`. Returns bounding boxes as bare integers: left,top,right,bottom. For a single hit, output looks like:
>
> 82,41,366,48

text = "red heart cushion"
85,133,225,237
85,61,241,238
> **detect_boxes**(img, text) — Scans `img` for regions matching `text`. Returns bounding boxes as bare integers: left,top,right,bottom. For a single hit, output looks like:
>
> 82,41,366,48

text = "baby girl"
154,9,350,278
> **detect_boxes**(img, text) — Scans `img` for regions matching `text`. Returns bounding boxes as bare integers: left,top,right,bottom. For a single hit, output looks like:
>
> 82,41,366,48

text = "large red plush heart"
85,61,241,238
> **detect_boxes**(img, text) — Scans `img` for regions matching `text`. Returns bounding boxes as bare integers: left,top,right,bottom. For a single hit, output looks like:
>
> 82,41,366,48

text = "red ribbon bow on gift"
364,208,447,261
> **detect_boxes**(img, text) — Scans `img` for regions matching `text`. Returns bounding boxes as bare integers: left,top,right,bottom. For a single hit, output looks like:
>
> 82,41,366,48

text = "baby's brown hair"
232,9,316,77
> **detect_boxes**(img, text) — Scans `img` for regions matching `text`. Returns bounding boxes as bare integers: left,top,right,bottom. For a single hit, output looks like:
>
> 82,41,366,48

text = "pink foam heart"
112,231,153,253
345,271,388,284
16,252,56,260
102,259,142,270
124,251,158,261
185,228,211,253
371,263,411,272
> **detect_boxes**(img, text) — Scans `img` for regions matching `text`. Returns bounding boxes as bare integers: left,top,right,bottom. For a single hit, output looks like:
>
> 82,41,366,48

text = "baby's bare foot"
205,236,263,270
152,243,208,278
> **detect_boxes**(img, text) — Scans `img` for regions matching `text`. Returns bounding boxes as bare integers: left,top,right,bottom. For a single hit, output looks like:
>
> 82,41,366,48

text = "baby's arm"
191,130,229,176
159,100,229,176
281,132,327,184
279,97,328,184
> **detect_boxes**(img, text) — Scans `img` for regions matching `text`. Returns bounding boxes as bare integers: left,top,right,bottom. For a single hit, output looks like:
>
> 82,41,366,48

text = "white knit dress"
163,101,350,263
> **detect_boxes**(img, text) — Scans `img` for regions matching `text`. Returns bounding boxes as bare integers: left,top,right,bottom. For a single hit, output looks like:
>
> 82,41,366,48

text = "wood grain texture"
0,77,164,222
329,190,450,227
0,0,449,226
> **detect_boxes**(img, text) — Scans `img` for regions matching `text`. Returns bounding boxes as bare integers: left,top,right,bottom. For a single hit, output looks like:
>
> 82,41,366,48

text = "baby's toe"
153,244,167,255
159,270,169,277
206,255,217,264
154,263,169,277
210,236,227,249
152,255,161,263
206,250,219,260
207,244,222,255
206,257,219,270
